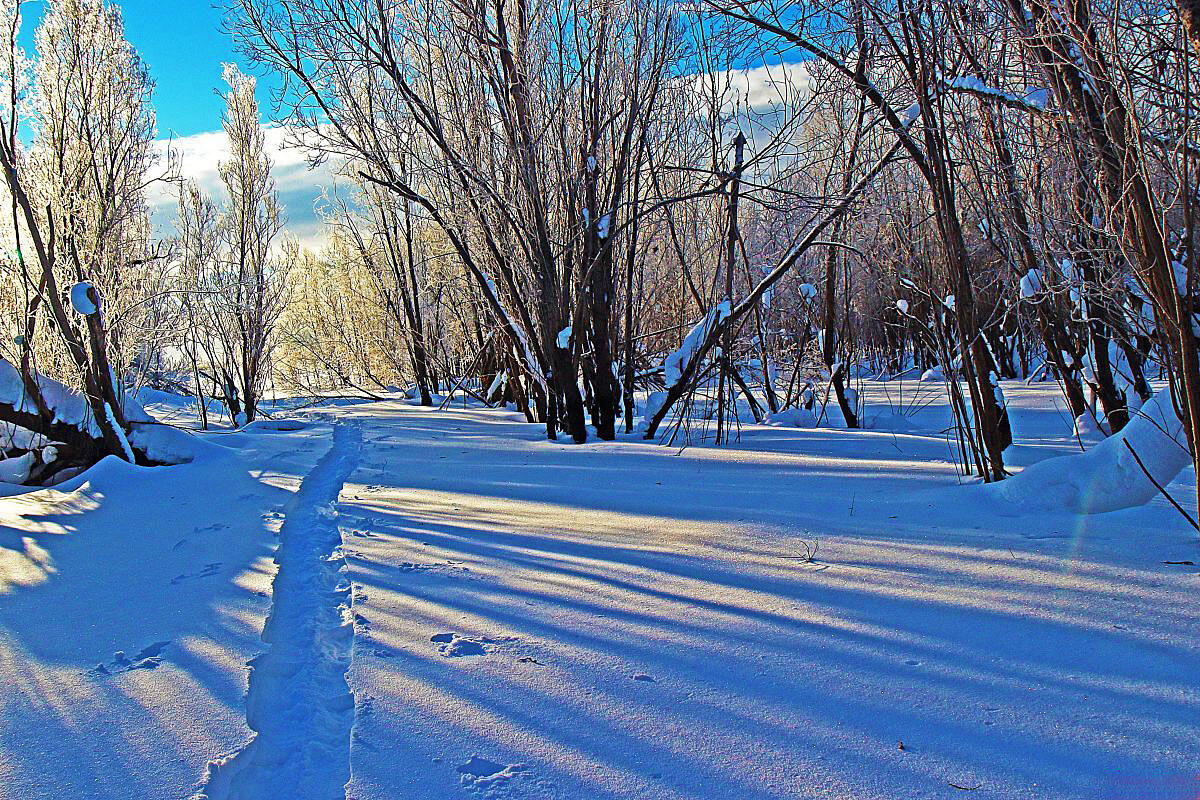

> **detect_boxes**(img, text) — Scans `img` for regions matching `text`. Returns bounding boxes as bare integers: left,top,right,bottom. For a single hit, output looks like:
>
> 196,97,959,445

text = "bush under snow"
997,388,1191,513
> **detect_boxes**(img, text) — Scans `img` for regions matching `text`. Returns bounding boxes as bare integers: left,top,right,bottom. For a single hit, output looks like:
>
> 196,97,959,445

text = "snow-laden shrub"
997,388,1190,513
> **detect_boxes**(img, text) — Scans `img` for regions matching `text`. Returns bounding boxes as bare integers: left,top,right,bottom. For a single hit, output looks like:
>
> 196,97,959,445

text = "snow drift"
997,387,1191,513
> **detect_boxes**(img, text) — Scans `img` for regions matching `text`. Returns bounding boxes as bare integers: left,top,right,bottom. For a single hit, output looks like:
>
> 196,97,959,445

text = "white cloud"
148,125,340,252
690,60,814,115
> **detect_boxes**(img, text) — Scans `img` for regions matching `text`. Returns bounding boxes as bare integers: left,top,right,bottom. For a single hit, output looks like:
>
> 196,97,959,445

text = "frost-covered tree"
0,0,169,471
209,63,285,425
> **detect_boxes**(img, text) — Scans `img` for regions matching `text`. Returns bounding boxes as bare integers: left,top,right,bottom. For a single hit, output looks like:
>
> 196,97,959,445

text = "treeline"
1,0,1198,522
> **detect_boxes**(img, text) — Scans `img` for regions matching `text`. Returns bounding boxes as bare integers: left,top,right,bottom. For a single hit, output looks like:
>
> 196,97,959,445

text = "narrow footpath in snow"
200,423,363,800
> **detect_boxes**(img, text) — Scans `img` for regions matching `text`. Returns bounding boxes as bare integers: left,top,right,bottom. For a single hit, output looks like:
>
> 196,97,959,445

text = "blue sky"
19,0,278,137
19,0,332,249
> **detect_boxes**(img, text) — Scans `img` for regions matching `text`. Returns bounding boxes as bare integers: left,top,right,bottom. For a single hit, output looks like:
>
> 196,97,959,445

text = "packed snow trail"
201,423,362,800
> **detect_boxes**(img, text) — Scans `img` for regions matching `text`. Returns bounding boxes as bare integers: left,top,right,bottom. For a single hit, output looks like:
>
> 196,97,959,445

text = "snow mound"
765,407,817,428
1072,413,1107,448
127,423,210,465
996,388,1191,514
868,412,920,432
920,366,945,383
0,452,34,484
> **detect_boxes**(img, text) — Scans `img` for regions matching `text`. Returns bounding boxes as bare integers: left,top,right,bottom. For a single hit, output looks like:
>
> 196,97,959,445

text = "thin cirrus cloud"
147,124,339,254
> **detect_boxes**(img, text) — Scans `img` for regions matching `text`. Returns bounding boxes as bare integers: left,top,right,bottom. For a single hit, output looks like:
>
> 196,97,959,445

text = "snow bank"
997,387,1191,513
241,418,310,433
1073,412,1107,447
127,423,211,465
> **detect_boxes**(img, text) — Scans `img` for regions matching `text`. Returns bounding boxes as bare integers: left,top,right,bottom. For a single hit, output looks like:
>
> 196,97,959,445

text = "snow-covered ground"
1,382,1197,799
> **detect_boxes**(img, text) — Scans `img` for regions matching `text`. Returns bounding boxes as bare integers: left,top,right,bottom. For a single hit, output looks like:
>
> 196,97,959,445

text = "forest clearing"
1,0,1198,797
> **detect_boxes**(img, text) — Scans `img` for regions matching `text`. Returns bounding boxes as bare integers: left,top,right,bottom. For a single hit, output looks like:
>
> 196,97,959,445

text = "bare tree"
0,0,170,470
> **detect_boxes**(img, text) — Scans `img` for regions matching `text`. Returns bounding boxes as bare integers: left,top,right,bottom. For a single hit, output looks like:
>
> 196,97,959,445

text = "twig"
1122,439,1199,531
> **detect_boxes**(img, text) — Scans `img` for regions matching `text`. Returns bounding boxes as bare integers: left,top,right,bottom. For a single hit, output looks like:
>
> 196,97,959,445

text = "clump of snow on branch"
948,75,1053,113
661,301,731,388
70,282,98,316
1019,269,1045,299
482,278,548,391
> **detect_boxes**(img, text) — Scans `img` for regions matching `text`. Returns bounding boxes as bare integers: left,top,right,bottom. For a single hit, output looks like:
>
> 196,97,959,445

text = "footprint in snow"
91,641,171,676
170,562,222,585
457,755,527,793
632,673,656,682
432,633,488,657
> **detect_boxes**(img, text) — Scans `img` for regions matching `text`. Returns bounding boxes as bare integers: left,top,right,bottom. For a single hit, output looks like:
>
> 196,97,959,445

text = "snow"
0,423,44,452
1019,268,1044,298
798,282,817,302
0,357,150,441
104,401,136,462
485,371,508,401
0,411,332,798
1072,412,1107,448
920,365,945,382
0,452,33,484
586,156,597,174
1173,259,1189,297
765,406,817,427
556,326,572,350
998,386,1192,513
597,213,611,240
2,384,1198,799
660,301,731,388
69,282,98,316
199,424,361,798
481,278,548,393
128,422,206,464
1023,87,1052,110
948,76,1054,113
